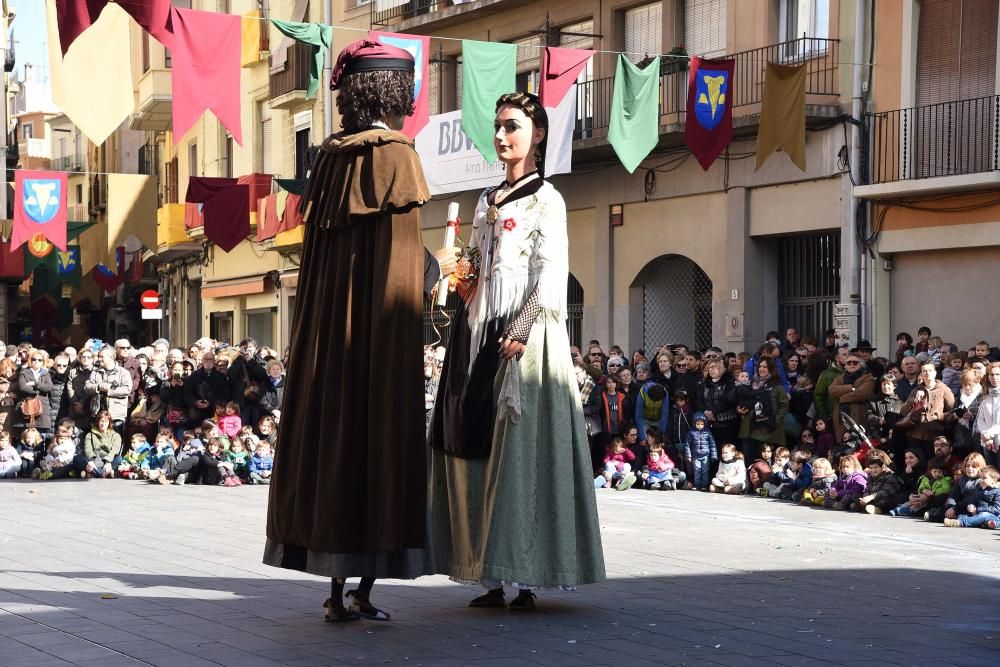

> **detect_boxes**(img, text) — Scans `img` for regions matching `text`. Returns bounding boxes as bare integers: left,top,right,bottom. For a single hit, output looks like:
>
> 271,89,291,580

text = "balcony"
573,37,841,145
370,0,525,31
856,95,1000,199
52,155,85,172
130,67,173,132
269,42,313,110
157,203,202,259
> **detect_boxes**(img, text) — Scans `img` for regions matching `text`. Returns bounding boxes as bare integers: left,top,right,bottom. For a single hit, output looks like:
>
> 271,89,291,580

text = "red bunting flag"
540,46,594,177
0,238,25,279
91,246,126,293
55,0,174,54
170,7,242,144
186,177,250,253
684,57,735,171
13,170,68,251
370,31,431,138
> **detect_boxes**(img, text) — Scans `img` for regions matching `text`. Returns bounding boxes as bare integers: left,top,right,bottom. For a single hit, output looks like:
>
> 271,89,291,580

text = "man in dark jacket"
185,350,231,424
47,354,72,426
229,338,269,429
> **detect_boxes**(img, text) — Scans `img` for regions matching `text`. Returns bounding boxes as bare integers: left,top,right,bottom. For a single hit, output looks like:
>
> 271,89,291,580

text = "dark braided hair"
495,91,549,176
336,70,415,134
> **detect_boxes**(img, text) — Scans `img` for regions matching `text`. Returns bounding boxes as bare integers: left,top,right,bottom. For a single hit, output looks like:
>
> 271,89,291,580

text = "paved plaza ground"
0,480,998,666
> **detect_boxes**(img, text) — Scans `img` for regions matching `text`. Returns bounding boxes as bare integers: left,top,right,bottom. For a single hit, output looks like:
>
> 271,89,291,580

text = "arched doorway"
632,254,713,352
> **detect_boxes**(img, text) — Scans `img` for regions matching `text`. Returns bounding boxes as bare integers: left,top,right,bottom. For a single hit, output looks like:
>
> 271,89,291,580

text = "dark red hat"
330,39,415,90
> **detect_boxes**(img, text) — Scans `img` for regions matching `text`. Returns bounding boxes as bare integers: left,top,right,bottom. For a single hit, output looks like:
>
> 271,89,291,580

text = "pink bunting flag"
370,31,431,138
170,7,243,145
540,46,595,109
13,170,68,251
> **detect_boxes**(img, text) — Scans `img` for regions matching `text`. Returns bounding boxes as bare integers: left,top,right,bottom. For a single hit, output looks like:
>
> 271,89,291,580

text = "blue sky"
11,0,48,84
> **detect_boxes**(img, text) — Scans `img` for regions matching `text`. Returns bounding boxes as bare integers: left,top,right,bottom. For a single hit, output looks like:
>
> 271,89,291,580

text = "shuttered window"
428,58,441,115
560,19,594,50
165,158,179,204
685,0,727,56
514,34,542,94
624,2,663,64
259,102,272,175
916,0,998,106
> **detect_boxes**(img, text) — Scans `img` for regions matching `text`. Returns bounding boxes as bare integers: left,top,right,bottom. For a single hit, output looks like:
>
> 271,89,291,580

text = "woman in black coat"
259,360,286,417
699,359,739,445
17,351,55,433
47,355,72,427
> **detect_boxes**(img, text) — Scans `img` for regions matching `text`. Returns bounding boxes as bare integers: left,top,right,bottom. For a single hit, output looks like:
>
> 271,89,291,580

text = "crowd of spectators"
550,326,1000,530
0,336,281,486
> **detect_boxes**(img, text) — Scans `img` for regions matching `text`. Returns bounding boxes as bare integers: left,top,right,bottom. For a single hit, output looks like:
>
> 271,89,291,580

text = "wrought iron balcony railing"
371,0,446,26
865,95,1000,184
573,37,840,140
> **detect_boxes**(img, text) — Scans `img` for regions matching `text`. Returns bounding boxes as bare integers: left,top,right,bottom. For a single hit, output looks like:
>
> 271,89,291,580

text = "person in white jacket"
710,443,747,494
975,362,1000,469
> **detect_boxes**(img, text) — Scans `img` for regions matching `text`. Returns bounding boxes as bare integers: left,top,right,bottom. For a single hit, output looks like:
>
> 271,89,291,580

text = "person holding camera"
228,338,268,430
83,348,133,434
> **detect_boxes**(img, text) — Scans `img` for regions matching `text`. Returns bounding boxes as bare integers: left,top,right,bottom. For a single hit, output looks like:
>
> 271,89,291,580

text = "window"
295,128,310,179
778,0,830,42
21,123,32,140
245,307,277,349
428,58,442,115
142,31,150,72
916,0,998,106
259,102,272,174
165,158,180,204
561,20,595,138
210,311,234,343
188,141,198,178
76,184,83,204
624,2,662,64
225,134,234,178
685,0,727,57
513,35,541,95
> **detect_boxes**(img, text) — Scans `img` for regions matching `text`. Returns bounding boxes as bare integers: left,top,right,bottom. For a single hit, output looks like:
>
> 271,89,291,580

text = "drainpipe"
840,0,865,344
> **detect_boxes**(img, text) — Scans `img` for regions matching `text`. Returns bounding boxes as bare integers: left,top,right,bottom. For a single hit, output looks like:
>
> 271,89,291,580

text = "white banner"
416,101,576,196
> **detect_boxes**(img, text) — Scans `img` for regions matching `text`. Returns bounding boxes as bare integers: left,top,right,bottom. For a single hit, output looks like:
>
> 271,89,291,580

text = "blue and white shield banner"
13,170,68,251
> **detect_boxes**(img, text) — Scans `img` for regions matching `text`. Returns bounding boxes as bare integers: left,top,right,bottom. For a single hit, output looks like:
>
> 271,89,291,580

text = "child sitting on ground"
825,455,868,510
853,449,905,514
710,443,746,494
639,429,686,489
595,437,637,490
944,466,1000,528
117,434,152,479
938,453,988,524
0,431,21,479
16,428,44,478
37,433,77,479
800,458,837,505
759,446,791,496
224,435,252,481
770,451,812,500
890,456,952,517
249,441,274,485
684,412,718,491
747,443,774,494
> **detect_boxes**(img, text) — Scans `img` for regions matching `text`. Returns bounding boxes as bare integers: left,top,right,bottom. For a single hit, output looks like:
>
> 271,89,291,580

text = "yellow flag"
755,62,807,172
79,222,113,276
46,0,134,147
108,175,159,252
242,11,262,67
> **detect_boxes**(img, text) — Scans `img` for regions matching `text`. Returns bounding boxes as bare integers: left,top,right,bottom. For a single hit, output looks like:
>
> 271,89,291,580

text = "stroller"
832,412,874,465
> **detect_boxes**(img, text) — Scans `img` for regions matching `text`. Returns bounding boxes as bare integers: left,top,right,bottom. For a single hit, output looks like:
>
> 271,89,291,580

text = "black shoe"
468,587,505,608
345,590,391,621
508,590,537,611
323,597,360,622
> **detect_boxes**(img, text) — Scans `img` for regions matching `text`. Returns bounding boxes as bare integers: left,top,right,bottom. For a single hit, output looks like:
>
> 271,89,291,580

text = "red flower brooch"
501,217,517,231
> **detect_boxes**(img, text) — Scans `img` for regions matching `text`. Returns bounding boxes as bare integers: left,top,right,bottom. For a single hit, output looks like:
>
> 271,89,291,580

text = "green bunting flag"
460,40,517,162
608,55,661,173
270,19,333,100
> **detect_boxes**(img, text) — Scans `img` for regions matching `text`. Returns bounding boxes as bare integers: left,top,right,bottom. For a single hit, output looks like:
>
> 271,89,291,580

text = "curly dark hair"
495,91,549,176
336,70,415,133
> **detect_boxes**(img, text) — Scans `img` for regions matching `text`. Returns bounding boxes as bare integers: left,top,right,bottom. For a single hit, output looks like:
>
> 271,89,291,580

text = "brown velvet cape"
263,130,432,578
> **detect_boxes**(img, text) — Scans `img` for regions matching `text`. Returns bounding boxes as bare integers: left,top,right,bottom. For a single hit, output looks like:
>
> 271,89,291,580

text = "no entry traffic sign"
140,290,161,309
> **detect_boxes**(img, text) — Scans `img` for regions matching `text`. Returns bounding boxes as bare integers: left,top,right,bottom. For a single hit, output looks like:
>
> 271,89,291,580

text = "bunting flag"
241,11,262,67
171,7,243,144
57,246,83,288
91,246,127,293
24,221,94,276
13,171,68,251
186,177,250,252
108,174,158,252
0,237,25,280
460,40,517,162
270,19,332,100
55,0,173,54
685,56,735,171
540,46,594,177
78,221,113,275
755,62,807,172
257,194,280,242
608,55,661,174
46,0,134,147
371,31,431,138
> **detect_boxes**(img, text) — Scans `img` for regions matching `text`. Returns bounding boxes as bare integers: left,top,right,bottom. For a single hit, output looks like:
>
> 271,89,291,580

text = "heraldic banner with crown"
684,56,736,172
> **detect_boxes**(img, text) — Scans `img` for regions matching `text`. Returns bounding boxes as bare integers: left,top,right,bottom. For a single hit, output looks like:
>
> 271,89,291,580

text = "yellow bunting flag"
79,222,114,276
242,11,262,67
108,175,158,252
45,0,134,147
755,62,807,172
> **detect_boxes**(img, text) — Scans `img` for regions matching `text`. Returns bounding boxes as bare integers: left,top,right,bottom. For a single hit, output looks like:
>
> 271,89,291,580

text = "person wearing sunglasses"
827,354,876,444
46,355,73,429
16,350,55,437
